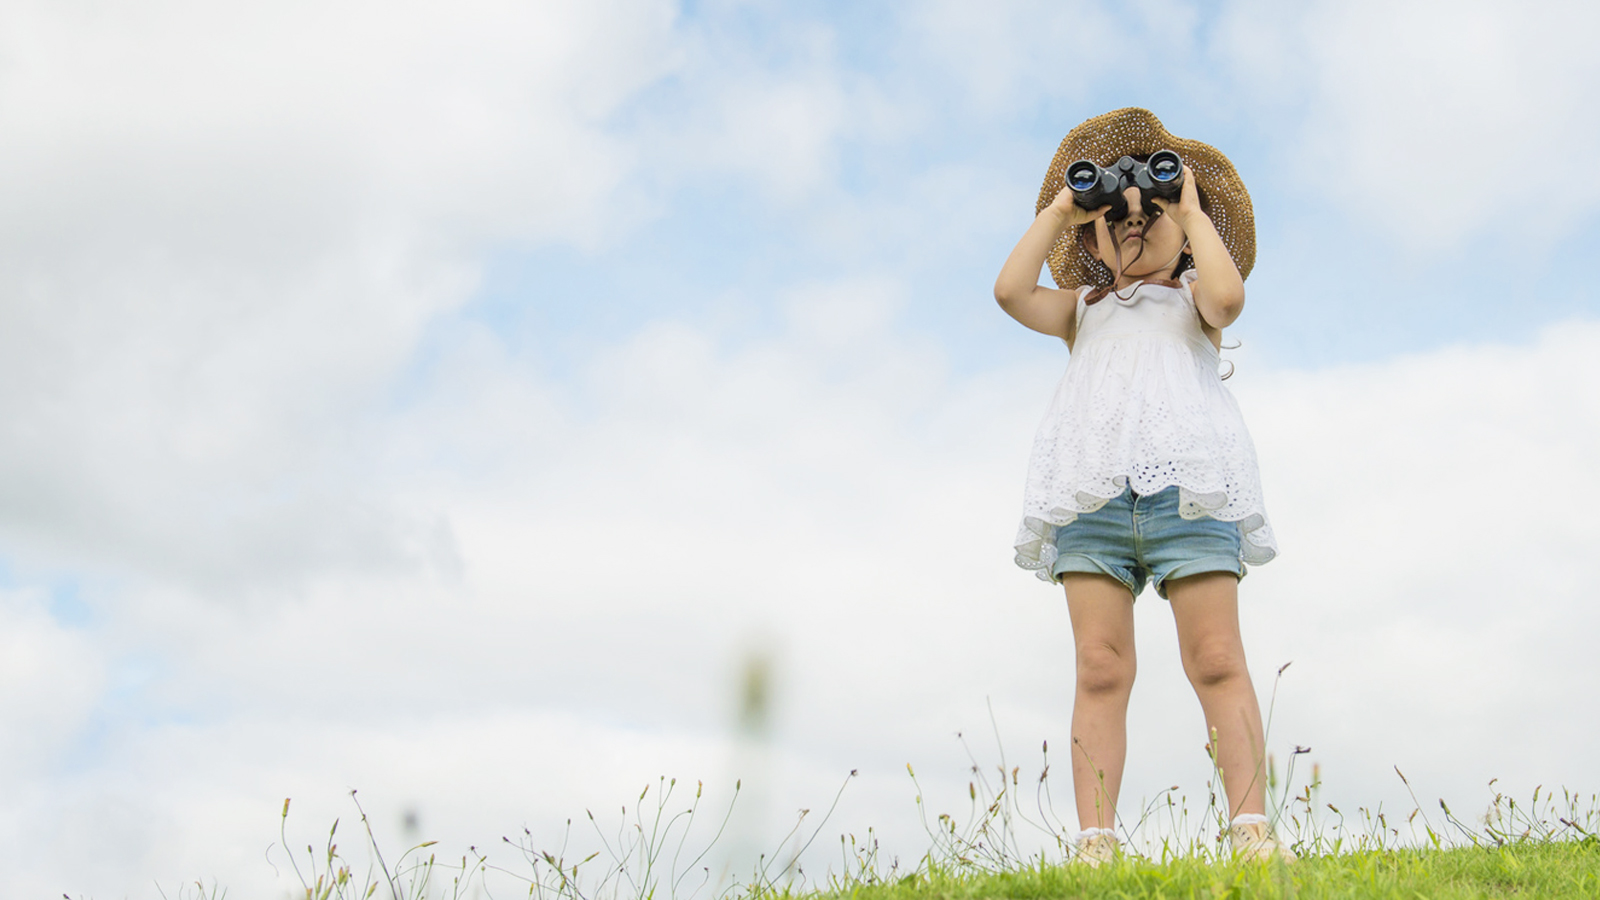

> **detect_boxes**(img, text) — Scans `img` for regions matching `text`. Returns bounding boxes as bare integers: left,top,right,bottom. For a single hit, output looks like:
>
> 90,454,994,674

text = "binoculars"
1066,150,1184,220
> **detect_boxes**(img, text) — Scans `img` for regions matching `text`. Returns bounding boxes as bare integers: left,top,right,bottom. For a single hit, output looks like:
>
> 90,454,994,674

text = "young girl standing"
994,108,1291,864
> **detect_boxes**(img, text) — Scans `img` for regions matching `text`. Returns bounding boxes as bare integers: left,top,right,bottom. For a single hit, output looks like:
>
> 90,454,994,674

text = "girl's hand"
1149,164,1206,233
1044,183,1111,230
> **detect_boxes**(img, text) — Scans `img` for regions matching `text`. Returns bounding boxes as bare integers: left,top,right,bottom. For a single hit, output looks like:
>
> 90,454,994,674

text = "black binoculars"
1066,150,1184,220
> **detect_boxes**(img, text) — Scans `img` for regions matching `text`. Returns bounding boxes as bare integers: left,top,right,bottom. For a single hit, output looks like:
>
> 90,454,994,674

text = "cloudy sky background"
3,0,1599,895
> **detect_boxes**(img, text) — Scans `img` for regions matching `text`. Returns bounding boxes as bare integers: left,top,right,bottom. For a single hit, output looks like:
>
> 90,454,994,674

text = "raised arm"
1153,165,1245,331
994,187,1108,341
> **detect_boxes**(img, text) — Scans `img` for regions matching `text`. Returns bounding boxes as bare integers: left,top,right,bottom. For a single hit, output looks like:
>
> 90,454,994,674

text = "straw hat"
1037,107,1255,290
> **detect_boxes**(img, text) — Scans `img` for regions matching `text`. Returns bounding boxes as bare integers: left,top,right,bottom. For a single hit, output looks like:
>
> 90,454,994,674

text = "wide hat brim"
1037,107,1255,290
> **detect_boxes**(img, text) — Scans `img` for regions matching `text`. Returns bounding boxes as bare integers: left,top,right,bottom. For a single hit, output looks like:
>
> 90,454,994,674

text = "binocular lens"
1066,161,1100,192
1147,150,1181,183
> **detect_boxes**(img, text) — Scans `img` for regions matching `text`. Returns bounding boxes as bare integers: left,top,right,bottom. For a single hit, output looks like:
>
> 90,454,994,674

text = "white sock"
1230,813,1269,828
1075,826,1118,843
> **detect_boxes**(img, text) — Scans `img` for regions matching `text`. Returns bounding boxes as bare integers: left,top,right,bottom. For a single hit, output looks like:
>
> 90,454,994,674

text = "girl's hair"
1075,154,1212,284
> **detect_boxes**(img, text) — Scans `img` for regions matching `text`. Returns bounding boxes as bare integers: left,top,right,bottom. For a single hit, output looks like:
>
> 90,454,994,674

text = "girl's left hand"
1149,164,1205,232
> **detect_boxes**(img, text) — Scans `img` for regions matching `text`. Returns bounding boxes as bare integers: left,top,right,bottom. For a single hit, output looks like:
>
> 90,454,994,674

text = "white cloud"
783,277,907,347
1215,0,1600,250
626,12,877,206
0,0,933,593
1234,321,1600,800
903,1,1124,115
0,588,105,772
0,0,679,589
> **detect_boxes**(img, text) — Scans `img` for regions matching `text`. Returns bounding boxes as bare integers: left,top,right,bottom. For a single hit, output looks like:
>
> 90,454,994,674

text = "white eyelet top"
1013,268,1277,580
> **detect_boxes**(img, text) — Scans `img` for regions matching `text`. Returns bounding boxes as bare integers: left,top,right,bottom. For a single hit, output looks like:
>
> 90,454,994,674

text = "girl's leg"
1166,572,1267,817
1062,573,1137,830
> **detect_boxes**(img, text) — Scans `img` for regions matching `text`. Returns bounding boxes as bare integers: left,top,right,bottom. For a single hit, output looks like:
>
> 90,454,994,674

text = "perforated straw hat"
1038,107,1256,291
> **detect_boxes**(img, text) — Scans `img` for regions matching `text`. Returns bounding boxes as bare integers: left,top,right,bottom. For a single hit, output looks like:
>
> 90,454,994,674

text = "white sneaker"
1074,829,1119,867
1229,818,1297,863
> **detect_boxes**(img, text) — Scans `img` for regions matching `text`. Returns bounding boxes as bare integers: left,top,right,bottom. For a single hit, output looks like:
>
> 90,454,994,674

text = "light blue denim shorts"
1050,485,1245,599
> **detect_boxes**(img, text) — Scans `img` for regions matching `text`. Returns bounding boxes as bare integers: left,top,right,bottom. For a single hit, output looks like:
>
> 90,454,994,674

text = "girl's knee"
1183,641,1247,689
1076,640,1136,696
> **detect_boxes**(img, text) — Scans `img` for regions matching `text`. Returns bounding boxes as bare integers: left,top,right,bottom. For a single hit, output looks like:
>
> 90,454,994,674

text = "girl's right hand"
1044,185,1111,229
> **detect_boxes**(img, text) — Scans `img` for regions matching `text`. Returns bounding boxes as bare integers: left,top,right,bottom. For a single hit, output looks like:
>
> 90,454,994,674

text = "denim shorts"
1050,485,1245,599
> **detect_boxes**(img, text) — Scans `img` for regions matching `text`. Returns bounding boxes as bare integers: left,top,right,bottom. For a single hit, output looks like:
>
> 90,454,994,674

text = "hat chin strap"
1106,225,1142,301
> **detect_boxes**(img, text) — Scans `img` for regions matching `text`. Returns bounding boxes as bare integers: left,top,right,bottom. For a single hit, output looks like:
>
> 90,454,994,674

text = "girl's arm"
1154,165,1246,330
994,189,1108,341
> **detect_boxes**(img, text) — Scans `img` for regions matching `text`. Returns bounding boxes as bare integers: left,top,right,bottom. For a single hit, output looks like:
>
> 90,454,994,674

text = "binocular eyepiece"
1065,149,1184,221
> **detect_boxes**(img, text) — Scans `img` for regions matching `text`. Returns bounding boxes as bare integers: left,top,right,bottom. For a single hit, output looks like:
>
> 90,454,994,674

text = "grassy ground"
150,788,1600,900
808,840,1600,900
175,749,1597,900
149,671,1598,899
244,779,1598,900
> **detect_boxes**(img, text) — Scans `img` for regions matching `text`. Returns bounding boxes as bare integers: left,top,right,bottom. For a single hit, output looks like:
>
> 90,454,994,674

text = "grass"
149,678,1600,900
211,749,1597,900
821,840,1600,900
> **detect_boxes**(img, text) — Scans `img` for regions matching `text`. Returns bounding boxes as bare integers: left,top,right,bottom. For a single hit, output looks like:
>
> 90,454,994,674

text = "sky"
2,0,1599,895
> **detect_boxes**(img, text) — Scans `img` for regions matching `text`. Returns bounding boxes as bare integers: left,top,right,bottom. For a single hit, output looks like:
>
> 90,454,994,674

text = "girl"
993,108,1291,865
